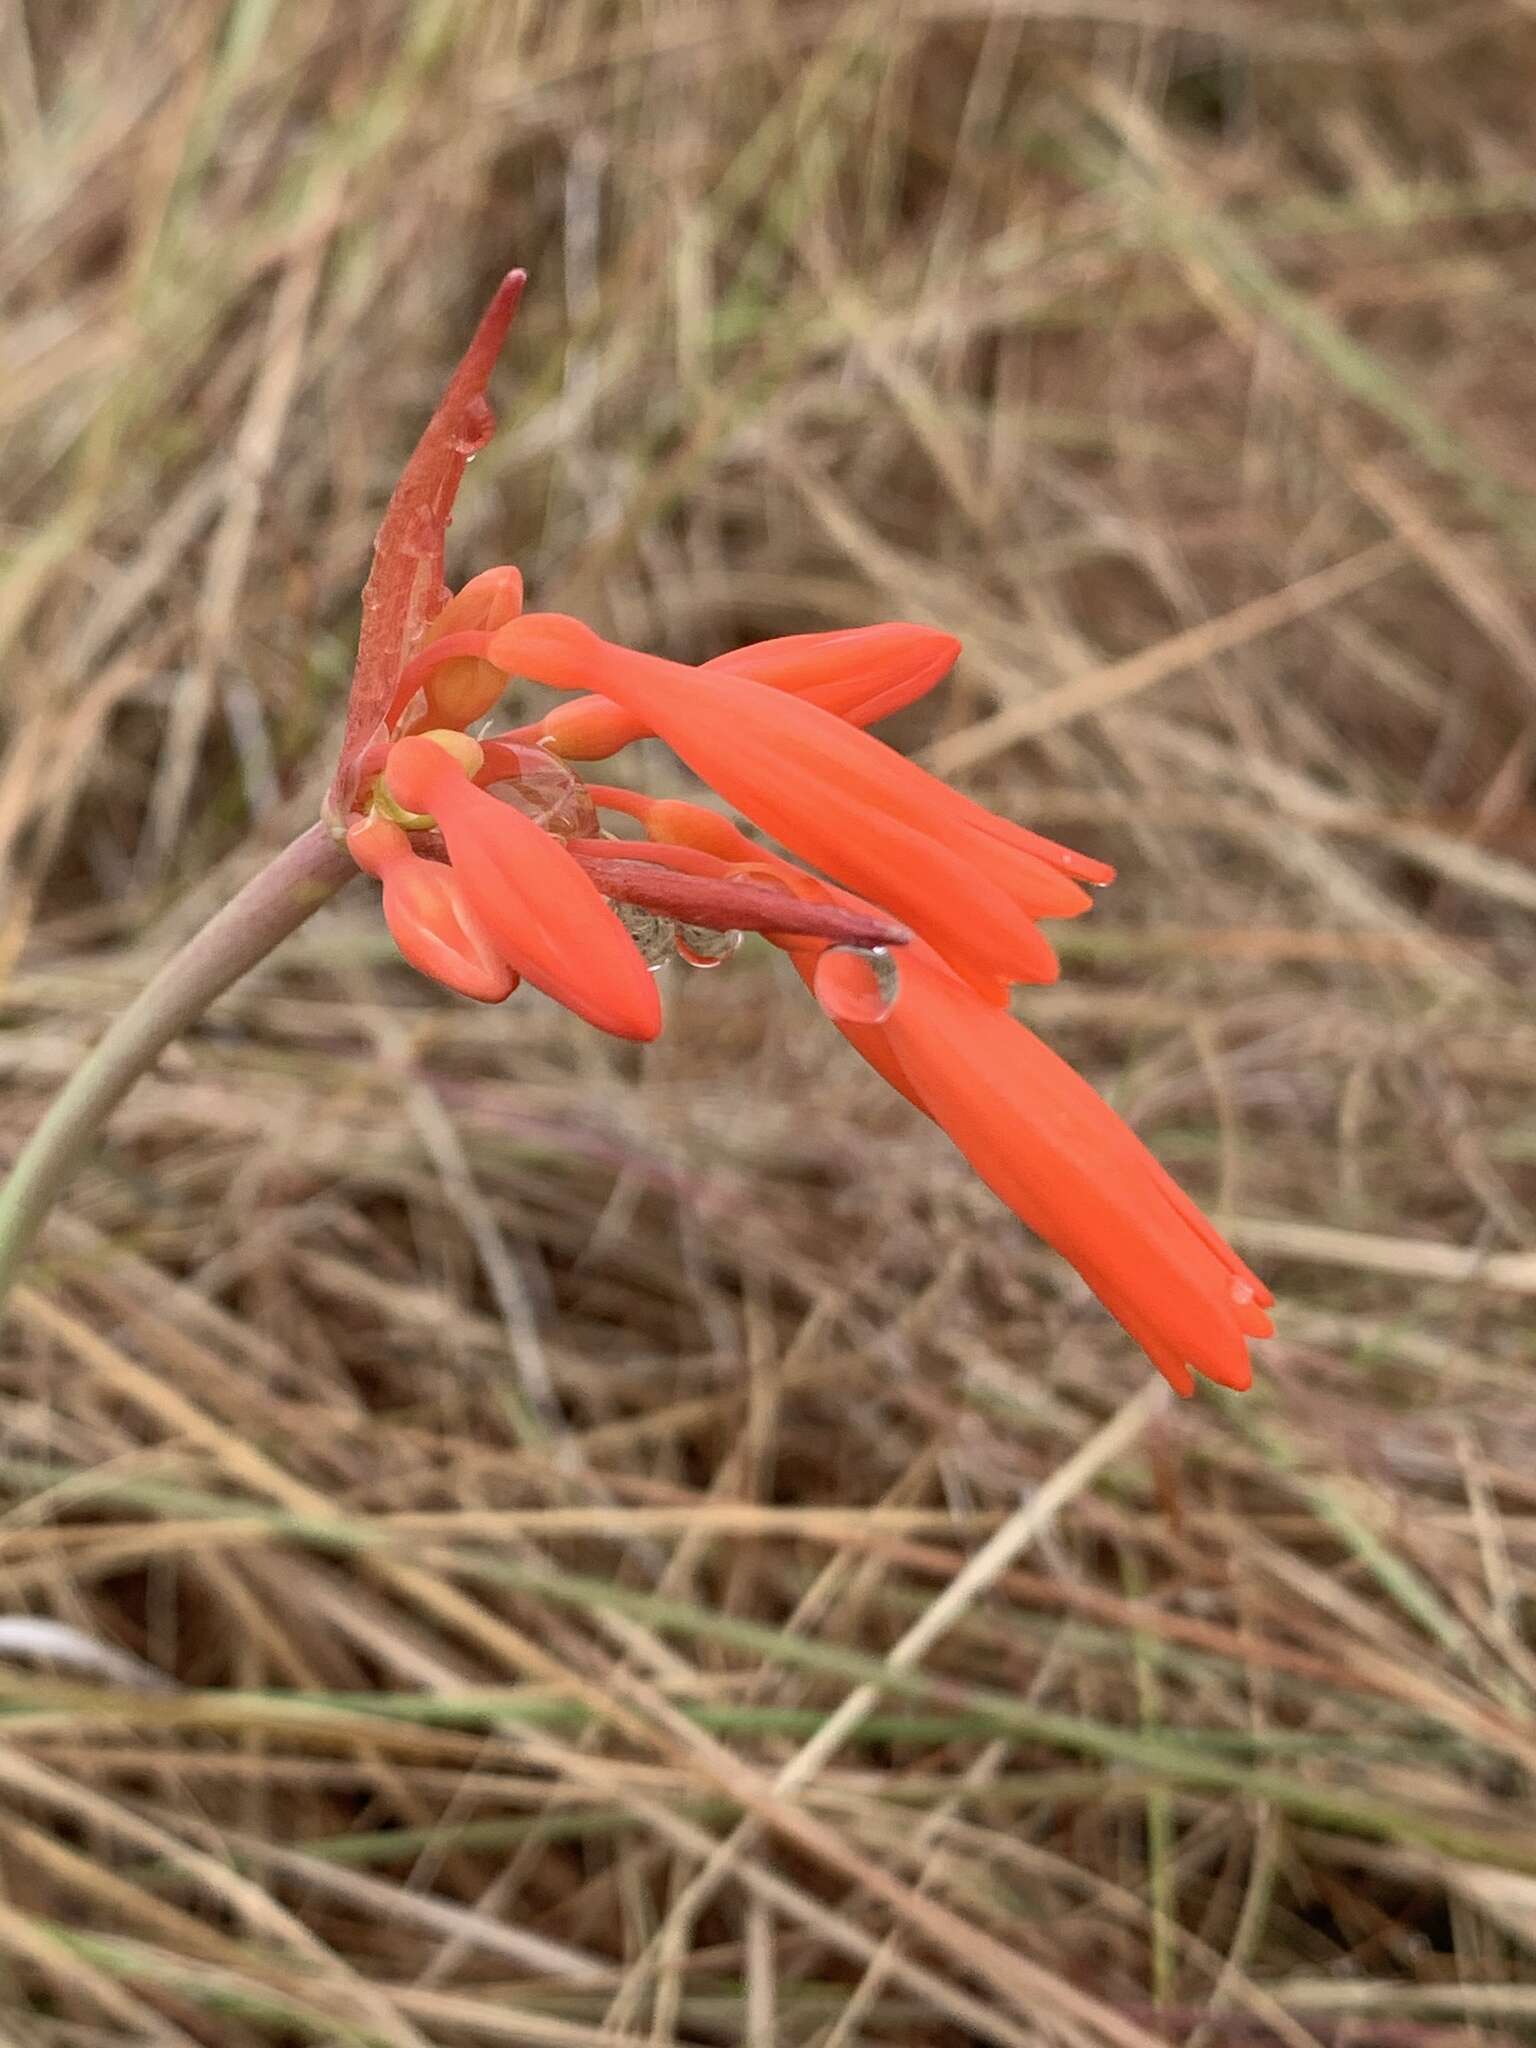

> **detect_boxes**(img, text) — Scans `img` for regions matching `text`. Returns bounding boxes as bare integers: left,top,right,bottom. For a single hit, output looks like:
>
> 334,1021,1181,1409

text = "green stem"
0,823,355,1313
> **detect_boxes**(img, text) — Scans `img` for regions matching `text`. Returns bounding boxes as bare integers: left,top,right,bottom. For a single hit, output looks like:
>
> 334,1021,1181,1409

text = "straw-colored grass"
3,3,1535,2042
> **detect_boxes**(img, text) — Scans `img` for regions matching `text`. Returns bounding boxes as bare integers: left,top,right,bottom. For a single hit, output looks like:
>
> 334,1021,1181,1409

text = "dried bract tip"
330,270,527,813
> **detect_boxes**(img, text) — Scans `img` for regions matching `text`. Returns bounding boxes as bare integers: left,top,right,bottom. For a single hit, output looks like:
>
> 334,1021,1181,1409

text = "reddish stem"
570,850,909,947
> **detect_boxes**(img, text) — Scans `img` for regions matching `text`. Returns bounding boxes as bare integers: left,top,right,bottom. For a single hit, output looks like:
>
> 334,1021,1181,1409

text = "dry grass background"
2,1,1536,2042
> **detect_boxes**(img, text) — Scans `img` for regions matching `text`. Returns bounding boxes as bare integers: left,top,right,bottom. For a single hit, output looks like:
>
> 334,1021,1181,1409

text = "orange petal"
712,624,959,721
640,798,761,864
540,694,649,761
958,808,1115,889
384,737,662,1041
346,816,518,1003
346,810,412,880
413,565,524,729
381,859,522,1004
422,566,525,642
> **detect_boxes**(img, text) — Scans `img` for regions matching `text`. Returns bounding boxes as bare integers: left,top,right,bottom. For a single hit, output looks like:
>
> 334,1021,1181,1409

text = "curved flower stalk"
0,272,1271,1395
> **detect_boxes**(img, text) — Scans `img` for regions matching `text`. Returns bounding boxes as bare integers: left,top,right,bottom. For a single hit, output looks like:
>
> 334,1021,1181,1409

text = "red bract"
330,276,1270,1395
329,272,527,819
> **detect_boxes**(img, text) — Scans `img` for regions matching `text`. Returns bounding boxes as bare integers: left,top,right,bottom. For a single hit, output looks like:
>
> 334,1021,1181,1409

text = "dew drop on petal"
676,927,742,970
1230,1279,1255,1308
813,944,900,1025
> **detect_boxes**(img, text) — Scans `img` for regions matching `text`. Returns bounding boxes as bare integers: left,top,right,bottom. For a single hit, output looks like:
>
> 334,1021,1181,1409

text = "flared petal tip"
1149,1342,1255,1398
1154,1354,1197,1399
1174,1304,1261,1394
1204,1348,1255,1393
1065,852,1117,887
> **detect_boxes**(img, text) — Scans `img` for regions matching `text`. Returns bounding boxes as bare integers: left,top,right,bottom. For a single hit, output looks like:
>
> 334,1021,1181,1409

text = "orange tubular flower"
485,614,1095,997
382,735,663,1042
535,621,964,762
407,565,525,729
330,273,1271,1397
346,811,517,1005
872,952,1272,1395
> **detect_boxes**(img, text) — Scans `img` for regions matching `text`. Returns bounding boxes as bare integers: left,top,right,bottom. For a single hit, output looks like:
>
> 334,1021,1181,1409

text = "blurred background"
3,2,1536,2042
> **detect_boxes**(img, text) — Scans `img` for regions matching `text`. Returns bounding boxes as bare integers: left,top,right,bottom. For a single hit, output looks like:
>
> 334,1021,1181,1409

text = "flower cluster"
331,274,1272,1396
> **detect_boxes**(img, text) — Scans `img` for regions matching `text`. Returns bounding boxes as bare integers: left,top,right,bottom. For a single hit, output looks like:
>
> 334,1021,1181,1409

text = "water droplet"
1230,1279,1255,1308
612,901,677,969
813,945,900,1025
488,747,599,840
451,396,496,457
676,927,741,970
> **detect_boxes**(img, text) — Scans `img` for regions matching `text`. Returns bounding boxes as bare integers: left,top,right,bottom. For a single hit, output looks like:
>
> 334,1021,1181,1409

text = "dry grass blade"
925,540,1407,774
